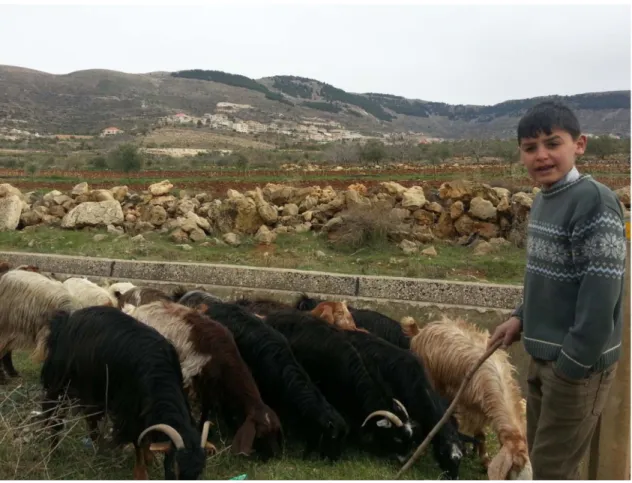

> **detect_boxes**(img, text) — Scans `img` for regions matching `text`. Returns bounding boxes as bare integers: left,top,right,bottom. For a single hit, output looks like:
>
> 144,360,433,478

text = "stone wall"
1,179,629,252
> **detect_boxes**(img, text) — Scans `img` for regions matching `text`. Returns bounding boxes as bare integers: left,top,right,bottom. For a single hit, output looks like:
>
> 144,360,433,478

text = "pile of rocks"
0,179,628,251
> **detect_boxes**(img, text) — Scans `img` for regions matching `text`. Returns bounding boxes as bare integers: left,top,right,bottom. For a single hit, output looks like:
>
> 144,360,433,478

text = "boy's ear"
575,134,587,155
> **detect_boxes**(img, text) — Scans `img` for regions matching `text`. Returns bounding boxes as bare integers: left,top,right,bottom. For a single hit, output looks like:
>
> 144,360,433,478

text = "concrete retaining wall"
0,250,530,393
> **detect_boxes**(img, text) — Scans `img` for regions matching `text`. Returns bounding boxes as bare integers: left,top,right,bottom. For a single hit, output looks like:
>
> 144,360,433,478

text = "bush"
326,203,400,251
107,143,143,172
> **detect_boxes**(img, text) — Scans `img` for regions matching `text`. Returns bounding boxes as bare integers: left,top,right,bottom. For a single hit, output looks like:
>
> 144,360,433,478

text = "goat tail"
33,310,71,362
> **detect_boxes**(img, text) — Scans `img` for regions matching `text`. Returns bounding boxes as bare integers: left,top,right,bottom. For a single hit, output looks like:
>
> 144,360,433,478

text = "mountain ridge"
0,64,629,139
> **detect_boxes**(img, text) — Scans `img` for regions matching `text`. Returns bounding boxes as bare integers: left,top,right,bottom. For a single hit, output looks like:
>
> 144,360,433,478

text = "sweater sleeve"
510,303,524,330
554,203,627,380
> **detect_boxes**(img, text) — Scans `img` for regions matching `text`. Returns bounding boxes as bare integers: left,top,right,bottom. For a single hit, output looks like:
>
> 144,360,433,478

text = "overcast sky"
0,2,629,106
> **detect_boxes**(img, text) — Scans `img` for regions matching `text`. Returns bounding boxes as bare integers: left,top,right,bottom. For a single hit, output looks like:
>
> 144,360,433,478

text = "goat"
400,316,420,337
236,297,363,332
295,294,411,349
177,290,349,462
261,308,415,462
122,300,283,461
0,269,80,383
62,277,118,308
308,300,359,331
105,281,136,300
40,305,210,480
0,263,41,377
410,316,532,480
117,286,172,309
339,328,465,479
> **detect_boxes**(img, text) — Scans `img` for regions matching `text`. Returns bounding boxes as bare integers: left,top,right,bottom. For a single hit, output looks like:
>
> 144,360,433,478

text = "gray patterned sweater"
512,172,627,380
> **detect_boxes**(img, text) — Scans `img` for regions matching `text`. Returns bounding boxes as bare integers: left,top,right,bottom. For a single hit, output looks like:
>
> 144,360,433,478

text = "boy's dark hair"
517,100,581,143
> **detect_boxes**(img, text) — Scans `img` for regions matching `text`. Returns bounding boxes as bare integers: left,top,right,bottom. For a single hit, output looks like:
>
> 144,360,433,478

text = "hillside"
0,65,629,139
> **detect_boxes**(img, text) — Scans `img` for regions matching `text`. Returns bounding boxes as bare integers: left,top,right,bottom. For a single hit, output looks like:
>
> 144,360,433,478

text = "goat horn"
361,410,404,428
393,399,409,419
138,424,185,449
200,420,211,448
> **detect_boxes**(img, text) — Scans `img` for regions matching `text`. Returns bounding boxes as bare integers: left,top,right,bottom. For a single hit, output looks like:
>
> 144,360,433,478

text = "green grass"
0,227,526,285
0,352,494,480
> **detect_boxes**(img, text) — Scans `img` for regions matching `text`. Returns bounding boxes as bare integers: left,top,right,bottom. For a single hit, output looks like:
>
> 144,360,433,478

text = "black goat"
340,328,465,479
261,308,415,462
40,306,208,480
295,294,411,349
176,290,349,462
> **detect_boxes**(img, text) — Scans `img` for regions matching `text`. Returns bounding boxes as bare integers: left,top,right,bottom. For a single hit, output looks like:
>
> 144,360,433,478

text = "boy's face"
519,128,587,187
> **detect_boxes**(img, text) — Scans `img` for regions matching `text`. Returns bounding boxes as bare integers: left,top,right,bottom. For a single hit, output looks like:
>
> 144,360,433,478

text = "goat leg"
41,397,65,452
133,443,150,480
2,352,18,378
475,431,490,470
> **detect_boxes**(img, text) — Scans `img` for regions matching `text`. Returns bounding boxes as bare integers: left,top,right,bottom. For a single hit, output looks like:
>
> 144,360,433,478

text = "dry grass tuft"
326,203,402,252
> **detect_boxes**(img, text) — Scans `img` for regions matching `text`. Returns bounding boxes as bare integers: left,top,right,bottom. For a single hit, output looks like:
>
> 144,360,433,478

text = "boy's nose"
535,145,549,161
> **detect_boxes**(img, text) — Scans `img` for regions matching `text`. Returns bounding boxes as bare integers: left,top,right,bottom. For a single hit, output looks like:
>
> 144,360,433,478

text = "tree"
360,140,386,165
234,153,249,173
107,143,144,172
427,142,451,178
494,141,519,176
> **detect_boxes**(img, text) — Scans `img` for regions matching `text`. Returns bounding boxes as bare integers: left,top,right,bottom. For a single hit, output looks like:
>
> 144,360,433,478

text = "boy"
488,101,627,480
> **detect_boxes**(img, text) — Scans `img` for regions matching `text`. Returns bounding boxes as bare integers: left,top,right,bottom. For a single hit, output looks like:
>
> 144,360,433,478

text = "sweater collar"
541,166,590,197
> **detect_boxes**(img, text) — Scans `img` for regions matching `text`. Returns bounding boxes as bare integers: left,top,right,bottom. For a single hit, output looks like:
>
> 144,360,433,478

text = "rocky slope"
0,65,629,139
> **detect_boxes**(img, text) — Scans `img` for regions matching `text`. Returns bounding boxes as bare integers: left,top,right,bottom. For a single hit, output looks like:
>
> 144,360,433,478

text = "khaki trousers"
526,357,618,480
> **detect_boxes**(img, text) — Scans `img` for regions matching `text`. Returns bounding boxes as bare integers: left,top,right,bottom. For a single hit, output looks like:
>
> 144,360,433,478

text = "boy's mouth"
535,165,556,173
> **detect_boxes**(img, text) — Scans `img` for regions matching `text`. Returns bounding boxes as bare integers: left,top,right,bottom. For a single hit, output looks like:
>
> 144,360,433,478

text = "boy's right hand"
487,316,522,350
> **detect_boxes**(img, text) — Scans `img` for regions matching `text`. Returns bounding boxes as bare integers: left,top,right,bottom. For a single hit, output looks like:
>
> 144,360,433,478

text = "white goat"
410,316,532,480
62,277,118,308
104,282,137,301
0,269,81,369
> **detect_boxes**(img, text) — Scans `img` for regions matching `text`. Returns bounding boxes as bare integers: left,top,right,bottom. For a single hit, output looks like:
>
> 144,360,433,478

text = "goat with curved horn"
362,410,404,428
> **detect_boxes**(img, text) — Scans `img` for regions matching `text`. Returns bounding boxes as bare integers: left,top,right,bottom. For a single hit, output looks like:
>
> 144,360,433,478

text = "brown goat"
309,301,366,332
410,316,532,480
123,300,283,459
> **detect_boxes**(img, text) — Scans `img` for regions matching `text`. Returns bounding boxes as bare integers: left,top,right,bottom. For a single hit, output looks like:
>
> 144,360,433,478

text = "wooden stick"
394,338,504,479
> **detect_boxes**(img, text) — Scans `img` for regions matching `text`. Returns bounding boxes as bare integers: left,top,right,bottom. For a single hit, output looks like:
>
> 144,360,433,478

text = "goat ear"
488,445,513,480
231,416,257,456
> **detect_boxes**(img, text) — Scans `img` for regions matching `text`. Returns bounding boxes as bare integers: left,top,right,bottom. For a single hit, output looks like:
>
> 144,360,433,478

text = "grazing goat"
295,294,411,349
105,281,136,299
117,286,172,308
410,316,532,480
262,308,415,462
399,316,420,337
236,297,362,332
0,263,42,377
177,290,349,462
339,328,465,479
0,269,80,383
40,306,209,480
62,277,118,308
122,300,283,460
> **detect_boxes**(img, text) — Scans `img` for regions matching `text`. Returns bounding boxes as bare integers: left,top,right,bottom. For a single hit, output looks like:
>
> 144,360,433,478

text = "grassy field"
0,227,526,285
0,351,494,480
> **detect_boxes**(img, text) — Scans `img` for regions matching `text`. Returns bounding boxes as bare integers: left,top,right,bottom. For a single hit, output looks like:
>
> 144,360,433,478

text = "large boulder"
61,200,124,229
0,195,23,231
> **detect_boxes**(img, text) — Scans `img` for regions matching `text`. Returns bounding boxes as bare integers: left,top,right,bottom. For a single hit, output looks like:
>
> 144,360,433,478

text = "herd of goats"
0,262,532,480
